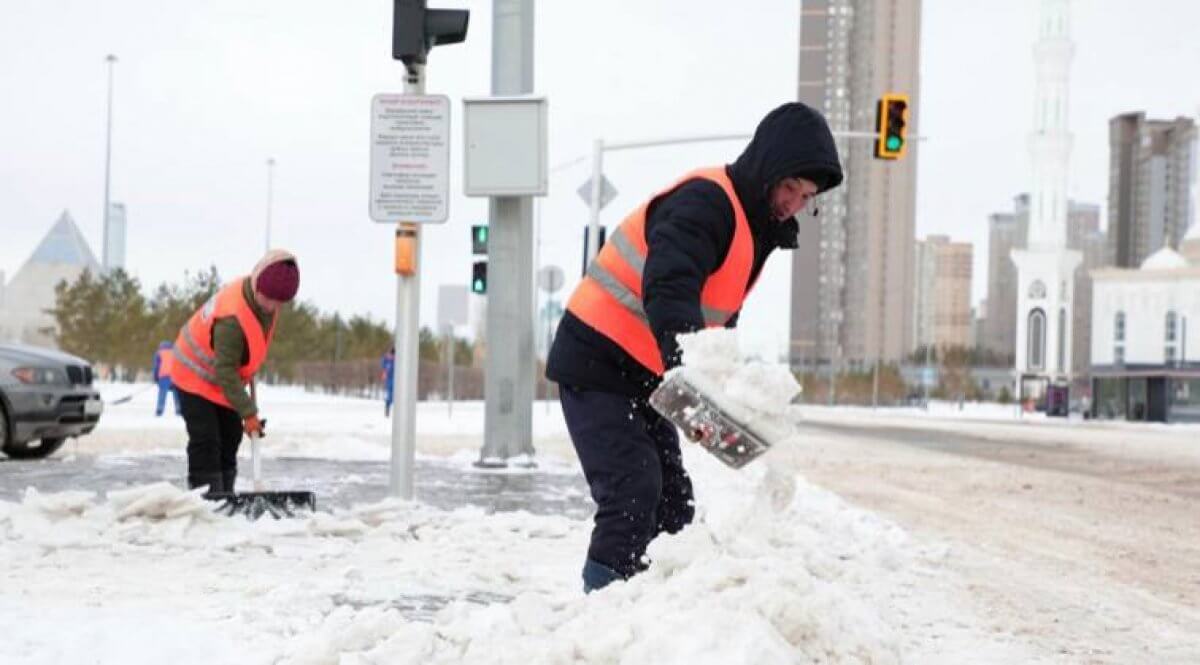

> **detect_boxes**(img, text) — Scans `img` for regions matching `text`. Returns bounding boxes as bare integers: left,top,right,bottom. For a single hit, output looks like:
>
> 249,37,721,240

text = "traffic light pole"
582,130,901,264
388,63,424,500
479,0,536,467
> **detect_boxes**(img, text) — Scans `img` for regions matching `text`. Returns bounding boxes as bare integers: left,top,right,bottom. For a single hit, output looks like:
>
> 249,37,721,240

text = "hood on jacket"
728,102,844,225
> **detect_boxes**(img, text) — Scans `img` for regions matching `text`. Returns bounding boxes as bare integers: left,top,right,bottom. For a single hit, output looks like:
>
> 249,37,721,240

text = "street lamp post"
101,54,117,270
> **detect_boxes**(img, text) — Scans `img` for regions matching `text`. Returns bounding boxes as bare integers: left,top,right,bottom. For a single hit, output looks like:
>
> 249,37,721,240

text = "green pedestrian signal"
471,260,487,294
471,224,488,255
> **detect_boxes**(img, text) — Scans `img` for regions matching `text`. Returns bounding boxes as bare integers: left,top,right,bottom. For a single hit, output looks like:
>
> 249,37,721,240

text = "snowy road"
4,367,1199,663
791,409,1200,663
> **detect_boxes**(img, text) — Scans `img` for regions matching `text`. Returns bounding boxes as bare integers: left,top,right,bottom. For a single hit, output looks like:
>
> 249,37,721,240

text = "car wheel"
0,403,8,449
1,436,67,460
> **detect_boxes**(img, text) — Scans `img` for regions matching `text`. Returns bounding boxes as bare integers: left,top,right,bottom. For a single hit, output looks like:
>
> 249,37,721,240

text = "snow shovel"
209,425,317,519
649,369,776,469
208,385,317,519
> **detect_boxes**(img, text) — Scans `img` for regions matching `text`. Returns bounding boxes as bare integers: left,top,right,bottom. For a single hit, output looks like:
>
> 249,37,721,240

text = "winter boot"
221,469,238,493
188,472,225,496
582,559,624,593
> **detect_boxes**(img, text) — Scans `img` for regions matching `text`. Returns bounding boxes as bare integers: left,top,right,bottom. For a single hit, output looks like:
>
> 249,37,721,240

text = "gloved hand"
243,414,266,438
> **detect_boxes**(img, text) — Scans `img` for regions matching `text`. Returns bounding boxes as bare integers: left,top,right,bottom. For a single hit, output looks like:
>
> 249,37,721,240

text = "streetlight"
101,54,117,270
264,158,275,252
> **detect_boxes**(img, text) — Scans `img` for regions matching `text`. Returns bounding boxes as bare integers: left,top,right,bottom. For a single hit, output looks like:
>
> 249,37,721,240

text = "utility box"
463,96,547,197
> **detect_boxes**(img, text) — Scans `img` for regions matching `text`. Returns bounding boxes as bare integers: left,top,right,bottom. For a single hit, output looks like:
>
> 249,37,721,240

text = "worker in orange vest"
151,340,178,416
170,250,299,494
546,103,844,591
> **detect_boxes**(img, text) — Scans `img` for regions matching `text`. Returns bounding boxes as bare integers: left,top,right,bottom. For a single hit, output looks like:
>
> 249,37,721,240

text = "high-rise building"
912,235,972,351
1107,113,1196,268
981,201,1027,357
791,0,922,369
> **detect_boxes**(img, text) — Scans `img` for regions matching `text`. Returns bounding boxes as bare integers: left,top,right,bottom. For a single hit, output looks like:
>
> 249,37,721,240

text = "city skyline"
1,1,1198,360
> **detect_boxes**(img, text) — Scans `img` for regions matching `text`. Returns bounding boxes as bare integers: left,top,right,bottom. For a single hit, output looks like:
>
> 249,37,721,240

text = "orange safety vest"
155,348,174,380
170,277,276,408
566,166,755,375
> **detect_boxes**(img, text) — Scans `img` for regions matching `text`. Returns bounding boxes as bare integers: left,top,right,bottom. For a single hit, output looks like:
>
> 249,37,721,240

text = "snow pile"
677,328,801,416
1,464,948,664
672,328,802,449
385,463,912,665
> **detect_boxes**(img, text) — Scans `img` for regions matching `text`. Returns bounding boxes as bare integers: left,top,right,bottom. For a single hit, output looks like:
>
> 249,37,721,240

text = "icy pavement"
0,453,594,518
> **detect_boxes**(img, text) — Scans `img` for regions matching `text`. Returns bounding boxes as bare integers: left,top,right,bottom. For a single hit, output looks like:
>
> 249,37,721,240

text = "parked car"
0,343,103,459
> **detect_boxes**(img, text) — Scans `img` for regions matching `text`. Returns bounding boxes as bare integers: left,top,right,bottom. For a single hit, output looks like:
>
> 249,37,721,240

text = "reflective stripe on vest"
566,166,753,375
170,277,276,408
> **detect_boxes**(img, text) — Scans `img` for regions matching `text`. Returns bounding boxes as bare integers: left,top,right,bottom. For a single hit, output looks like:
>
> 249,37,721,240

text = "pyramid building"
0,211,102,346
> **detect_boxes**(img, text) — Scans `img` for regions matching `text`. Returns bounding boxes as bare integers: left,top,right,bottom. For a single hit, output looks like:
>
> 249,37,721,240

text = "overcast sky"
2,0,1198,359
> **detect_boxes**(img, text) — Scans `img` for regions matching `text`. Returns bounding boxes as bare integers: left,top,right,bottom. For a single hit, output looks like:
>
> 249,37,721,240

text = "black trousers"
178,388,244,493
559,385,695,577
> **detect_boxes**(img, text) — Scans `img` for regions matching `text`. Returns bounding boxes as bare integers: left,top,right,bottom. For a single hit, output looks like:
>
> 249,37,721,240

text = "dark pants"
178,388,244,493
560,385,695,578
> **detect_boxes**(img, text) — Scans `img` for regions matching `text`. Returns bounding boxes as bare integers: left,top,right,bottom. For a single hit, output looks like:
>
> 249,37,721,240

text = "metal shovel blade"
649,370,774,469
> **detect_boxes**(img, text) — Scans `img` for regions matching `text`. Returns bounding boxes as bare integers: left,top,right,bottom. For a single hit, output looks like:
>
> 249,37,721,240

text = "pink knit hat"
251,249,299,302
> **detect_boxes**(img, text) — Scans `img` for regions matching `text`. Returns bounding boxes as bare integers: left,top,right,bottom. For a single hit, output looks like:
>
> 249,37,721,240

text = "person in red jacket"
170,250,299,494
546,103,843,592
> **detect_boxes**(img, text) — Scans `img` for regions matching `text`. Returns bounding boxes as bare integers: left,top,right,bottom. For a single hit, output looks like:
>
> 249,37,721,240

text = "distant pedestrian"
152,341,179,416
380,346,396,417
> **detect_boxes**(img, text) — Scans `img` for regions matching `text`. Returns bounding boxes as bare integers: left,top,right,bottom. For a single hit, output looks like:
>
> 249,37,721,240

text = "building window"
1115,311,1125,343
1115,345,1125,365
1028,308,1046,371
1166,311,1178,366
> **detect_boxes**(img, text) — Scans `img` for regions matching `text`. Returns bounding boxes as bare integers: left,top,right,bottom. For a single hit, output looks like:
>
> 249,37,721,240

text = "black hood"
728,102,843,224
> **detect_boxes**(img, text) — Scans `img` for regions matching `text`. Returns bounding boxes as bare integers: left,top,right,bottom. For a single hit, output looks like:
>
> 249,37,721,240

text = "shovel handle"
249,432,263,491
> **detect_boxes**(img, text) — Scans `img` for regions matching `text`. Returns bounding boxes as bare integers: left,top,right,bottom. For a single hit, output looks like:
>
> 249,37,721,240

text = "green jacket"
211,279,275,418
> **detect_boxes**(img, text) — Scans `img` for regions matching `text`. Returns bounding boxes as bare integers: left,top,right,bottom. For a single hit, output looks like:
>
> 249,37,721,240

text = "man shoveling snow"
546,101,844,592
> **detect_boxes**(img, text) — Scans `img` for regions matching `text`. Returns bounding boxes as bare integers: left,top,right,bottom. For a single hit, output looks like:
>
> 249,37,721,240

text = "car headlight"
11,367,62,385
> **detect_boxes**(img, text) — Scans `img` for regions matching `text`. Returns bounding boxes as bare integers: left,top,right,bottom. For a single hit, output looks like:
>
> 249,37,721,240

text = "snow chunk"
106,482,217,521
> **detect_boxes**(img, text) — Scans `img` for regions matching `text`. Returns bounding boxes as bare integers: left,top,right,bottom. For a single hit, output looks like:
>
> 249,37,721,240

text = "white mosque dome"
1139,246,1189,270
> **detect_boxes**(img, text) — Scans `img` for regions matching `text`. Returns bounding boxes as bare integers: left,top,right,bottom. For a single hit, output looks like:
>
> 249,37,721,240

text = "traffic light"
471,260,487,294
392,0,470,68
874,93,910,160
471,224,488,255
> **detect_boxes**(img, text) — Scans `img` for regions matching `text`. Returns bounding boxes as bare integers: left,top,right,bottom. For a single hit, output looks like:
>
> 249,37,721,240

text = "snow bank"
2,460,933,664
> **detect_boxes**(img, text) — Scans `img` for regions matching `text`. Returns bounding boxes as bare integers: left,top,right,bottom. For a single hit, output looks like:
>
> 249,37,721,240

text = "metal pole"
586,138,604,265
265,158,275,252
388,64,424,500
923,343,932,409
872,358,880,409
480,0,536,467
445,325,454,418
101,54,117,271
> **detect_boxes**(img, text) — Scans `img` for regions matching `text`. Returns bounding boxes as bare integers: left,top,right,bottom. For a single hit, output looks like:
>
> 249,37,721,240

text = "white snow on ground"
2,331,1046,663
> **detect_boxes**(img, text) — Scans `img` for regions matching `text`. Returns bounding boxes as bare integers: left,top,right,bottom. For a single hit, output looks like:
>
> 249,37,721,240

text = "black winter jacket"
545,102,843,398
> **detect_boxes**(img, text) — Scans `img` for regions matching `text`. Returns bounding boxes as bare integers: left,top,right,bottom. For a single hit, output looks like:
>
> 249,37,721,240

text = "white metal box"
463,96,547,197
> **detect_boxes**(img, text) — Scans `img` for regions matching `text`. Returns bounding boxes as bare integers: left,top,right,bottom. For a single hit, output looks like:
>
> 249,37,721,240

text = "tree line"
48,268,472,382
